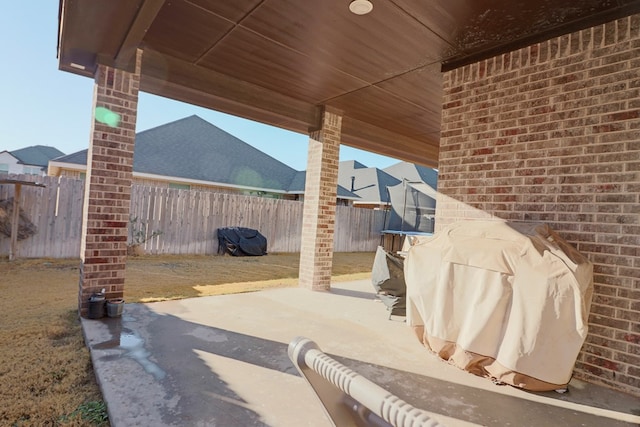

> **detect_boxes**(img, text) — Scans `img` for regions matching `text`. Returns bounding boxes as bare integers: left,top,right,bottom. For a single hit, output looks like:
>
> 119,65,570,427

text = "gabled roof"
384,162,438,189
338,161,401,204
51,115,359,198
0,150,17,159
286,171,306,194
288,171,359,199
134,115,298,191
340,160,368,171
54,116,297,191
10,145,65,167
53,150,87,166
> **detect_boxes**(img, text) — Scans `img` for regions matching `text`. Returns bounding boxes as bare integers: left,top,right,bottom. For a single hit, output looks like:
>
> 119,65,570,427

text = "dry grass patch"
0,259,105,426
124,252,374,302
0,252,374,426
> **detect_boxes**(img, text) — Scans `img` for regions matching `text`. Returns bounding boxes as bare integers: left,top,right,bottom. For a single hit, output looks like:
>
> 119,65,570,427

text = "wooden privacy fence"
0,175,84,258
0,174,385,258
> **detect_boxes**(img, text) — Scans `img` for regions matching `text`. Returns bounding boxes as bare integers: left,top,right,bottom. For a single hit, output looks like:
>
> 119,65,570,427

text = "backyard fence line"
1,174,385,258
0,174,84,258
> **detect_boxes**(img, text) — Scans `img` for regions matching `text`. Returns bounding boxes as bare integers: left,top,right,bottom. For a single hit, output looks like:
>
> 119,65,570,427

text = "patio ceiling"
57,0,640,167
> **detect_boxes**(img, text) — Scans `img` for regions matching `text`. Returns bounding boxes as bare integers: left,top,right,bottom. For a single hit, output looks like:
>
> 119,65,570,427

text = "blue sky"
0,2,399,171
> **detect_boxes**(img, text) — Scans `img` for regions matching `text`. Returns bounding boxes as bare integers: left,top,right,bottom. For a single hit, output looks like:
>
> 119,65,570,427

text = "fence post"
1,181,385,258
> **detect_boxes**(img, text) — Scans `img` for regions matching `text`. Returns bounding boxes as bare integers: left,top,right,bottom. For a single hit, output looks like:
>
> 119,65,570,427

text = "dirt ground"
0,251,375,426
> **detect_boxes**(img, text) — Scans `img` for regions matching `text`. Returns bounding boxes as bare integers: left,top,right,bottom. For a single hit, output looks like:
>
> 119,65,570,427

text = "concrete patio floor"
82,279,640,427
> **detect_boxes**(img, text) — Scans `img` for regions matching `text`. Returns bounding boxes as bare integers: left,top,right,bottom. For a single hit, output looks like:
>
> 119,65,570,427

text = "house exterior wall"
0,152,42,175
437,15,640,396
57,169,84,179
0,152,21,175
133,176,230,192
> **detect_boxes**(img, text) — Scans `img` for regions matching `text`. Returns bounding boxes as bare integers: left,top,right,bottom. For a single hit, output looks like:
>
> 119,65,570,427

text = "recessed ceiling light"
349,0,373,15
70,62,86,70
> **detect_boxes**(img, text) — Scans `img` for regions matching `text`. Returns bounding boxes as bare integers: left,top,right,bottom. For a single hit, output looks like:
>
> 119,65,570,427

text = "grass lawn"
0,252,374,426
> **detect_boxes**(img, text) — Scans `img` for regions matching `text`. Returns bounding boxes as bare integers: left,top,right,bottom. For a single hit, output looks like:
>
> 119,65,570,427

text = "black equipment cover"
217,227,267,256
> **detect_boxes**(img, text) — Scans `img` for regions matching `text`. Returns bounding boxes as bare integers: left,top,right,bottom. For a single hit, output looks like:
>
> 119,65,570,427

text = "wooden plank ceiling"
58,0,640,167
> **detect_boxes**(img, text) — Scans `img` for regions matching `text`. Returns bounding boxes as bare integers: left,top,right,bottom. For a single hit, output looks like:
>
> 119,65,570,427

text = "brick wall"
438,15,640,395
79,51,141,315
298,109,341,291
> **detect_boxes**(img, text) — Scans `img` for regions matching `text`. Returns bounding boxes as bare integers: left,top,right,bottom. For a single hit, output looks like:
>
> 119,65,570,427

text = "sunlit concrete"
82,280,640,427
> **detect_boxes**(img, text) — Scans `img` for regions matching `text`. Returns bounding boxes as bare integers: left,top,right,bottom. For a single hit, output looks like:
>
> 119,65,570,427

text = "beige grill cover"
405,220,593,391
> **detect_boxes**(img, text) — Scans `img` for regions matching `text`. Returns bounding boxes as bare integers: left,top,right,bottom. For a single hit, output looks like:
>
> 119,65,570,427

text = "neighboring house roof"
383,162,438,189
135,115,299,191
288,170,359,199
338,161,401,204
10,145,65,167
340,160,368,171
50,115,359,198
287,171,307,194
53,150,87,166
52,115,297,191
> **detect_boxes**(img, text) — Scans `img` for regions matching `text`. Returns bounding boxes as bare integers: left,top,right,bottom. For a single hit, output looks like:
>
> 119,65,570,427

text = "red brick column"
78,51,141,316
299,108,342,291
438,15,640,395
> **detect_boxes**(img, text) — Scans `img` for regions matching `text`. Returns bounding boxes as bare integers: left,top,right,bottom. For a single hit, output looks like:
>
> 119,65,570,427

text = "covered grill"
405,220,594,391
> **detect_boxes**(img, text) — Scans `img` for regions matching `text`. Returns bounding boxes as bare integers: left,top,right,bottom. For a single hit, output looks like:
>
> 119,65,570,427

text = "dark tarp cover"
217,227,267,256
371,246,406,316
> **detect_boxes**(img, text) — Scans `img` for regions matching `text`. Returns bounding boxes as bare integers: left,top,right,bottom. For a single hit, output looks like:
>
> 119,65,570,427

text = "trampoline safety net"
384,181,436,234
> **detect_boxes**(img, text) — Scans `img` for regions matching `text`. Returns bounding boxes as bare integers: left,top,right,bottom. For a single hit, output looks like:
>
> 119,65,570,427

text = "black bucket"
88,293,106,319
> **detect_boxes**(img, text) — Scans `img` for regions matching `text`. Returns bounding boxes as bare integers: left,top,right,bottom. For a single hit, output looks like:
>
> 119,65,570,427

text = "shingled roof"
11,145,65,167
338,161,401,204
288,170,358,199
137,115,300,191
53,150,87,166
54,116,297,191
52,115,358,198
384,162,438,189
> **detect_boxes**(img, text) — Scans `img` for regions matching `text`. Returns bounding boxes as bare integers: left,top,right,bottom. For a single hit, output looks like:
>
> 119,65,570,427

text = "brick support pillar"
78,50,141,316
298,108,342,291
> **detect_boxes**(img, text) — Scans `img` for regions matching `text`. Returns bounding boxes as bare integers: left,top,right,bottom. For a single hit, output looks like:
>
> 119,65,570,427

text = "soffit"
58,0,640,167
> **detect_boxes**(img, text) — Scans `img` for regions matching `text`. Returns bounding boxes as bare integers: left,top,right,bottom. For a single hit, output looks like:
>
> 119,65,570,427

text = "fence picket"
1,177,384,258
